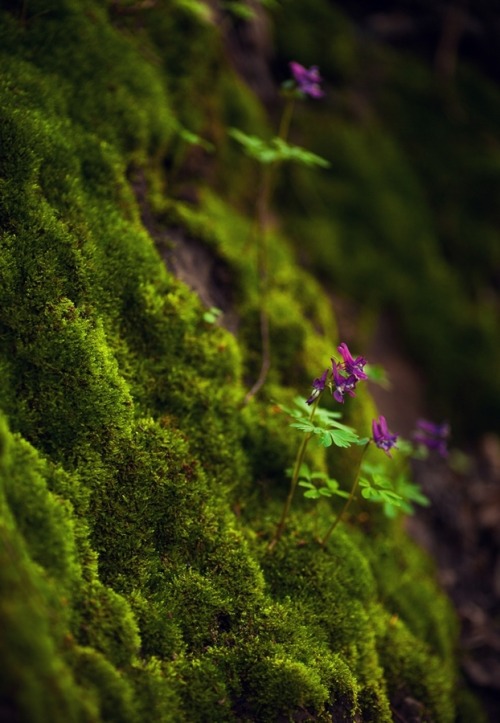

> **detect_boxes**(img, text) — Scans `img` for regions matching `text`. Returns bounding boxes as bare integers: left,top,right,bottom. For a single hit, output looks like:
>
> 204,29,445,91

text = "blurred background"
219,0,500,442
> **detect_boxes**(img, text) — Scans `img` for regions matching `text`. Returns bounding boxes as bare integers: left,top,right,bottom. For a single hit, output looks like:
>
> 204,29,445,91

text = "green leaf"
311,471,328,481
202,306,222,323
272,138,331,168
304,489,321,499
378,490,403,503
318,488,333,497
383,502,400,519
325,478,339,491
229,130,331,168
229,129,275,164
298,463,311,481
361,461,384,475
298,480,315,489
292,396,313,413
365,364,391,388
330,429,357,448
179,127,215,152
312,408,346,428
290,421,316,433
372,474,393,490
278,404,306,421
317,429,333,447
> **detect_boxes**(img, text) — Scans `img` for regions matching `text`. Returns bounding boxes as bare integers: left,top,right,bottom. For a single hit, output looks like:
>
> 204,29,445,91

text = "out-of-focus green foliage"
273,0,500,438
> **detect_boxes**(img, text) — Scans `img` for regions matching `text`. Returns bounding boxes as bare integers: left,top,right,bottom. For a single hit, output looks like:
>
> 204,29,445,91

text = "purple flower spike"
306,368,329,405
289,61,324,99
413,418,450,457
332,361,357,404
337,342,368,381
372,415,398,457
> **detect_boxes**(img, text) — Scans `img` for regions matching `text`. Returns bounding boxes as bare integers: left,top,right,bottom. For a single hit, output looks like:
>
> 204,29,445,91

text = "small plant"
295,463,349,501
203,306,223,324
268,343,432,549
232,62,329,403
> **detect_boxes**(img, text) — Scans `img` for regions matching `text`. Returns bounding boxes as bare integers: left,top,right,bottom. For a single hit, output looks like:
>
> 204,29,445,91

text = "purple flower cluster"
289,61,324,99
306,343,367,405
413,419,449,457
372,416,398,457
305,343,401,459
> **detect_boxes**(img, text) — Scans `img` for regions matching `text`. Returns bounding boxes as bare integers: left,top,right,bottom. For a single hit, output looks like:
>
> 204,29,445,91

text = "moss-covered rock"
0,1,484,720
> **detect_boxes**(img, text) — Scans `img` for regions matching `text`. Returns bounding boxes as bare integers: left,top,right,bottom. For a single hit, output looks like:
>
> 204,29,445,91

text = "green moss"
378,620,455,723
0,419,88,723
71,645,138,723
0,0,482,720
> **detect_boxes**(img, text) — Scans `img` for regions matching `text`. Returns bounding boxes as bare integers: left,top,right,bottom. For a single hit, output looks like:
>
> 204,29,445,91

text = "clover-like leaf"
330,429,357,448
290,421,316,433
271,138,330,168
298,480,315,490
318,487,333,497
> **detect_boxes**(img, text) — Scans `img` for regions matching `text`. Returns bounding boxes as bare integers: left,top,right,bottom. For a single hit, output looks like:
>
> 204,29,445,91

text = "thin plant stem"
320,441,370,546
243,164,272,405
268,396,320,550
277,96,295,143
244,96,296,404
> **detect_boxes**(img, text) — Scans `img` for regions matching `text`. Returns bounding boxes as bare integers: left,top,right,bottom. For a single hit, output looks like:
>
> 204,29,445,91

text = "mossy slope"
0,2,474,721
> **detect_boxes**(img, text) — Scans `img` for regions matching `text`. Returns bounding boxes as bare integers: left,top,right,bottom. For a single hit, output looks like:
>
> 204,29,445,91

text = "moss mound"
0,1,482,721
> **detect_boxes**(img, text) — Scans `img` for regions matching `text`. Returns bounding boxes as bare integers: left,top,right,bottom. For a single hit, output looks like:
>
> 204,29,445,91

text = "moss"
378,620,455,723
358,529,458,666
71,645,139,723
76,582,141,669
454,686,489,723
0,0,481,721
0,420,88,723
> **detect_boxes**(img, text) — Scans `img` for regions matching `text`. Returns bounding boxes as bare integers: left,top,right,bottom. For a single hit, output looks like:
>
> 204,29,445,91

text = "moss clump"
0,0,481,720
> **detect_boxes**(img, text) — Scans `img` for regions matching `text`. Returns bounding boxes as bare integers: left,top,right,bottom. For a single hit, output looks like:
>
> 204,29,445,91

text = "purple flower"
337,342,368,381
413,419,450,457
306,368,329,405
289,61,324,99
372,416,398,457
332,361,357,404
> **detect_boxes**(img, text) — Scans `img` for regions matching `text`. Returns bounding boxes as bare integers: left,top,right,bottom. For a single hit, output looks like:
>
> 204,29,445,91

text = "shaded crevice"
129,166,239,334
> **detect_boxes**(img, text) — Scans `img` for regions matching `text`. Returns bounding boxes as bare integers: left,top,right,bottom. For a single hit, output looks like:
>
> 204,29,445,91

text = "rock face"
0,1,492,721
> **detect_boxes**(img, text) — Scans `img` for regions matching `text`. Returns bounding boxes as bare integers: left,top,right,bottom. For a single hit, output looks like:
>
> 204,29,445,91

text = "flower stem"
244,98,296,404
268,396,320,550
277,96,295,143
320,442,370,546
